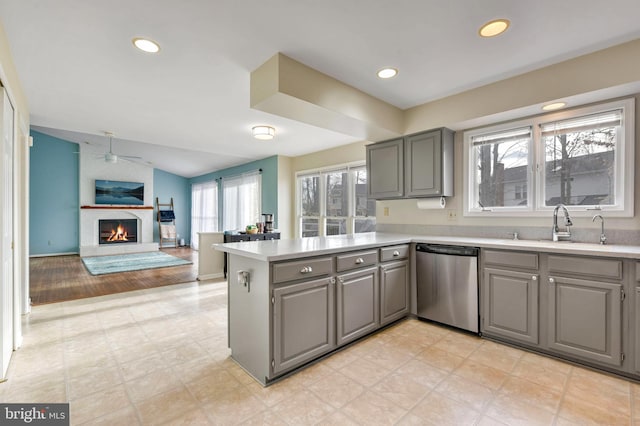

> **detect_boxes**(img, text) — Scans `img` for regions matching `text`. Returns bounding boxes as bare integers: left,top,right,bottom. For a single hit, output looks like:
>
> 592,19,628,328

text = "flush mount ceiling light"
479,19,510,37
377,67,398,79
542,102,567,111
252,125,276,140
132,37,160,53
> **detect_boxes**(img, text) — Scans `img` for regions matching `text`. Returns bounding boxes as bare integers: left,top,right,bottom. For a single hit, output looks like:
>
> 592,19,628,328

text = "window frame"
295,161,375,237
463,98,635,217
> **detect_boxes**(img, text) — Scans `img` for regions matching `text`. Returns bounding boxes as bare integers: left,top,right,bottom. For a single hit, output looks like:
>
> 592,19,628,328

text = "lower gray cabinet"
547,275,623,367
336,267,379,345
380,260,410,326
482,268,539,345
272,277,336,375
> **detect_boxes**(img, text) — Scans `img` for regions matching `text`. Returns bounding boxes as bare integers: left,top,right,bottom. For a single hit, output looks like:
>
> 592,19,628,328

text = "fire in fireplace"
99,219,138,244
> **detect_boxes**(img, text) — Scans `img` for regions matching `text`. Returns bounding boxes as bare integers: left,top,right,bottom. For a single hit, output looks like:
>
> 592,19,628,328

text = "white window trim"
463,98,635,218
295,161,370,237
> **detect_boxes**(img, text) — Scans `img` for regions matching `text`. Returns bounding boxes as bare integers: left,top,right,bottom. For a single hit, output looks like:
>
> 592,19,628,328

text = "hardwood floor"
29,248,204,305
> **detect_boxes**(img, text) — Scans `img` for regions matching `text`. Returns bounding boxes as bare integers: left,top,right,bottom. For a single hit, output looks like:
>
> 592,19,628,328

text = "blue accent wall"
189,155,279,230
29,130,80,255
153,169,191,245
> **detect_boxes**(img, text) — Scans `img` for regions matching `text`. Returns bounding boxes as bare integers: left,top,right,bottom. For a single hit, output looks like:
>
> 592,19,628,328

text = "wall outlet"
446,210,457,221
383,207,390,217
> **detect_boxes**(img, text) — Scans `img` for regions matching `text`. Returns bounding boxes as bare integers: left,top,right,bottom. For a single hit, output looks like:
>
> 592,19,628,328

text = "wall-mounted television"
95,179,144,206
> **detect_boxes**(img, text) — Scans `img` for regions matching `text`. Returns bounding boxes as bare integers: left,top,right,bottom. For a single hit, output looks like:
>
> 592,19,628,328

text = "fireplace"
99,219,138,244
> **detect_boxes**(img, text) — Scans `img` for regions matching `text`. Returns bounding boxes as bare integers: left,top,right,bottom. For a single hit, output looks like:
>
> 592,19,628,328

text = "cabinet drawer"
484,250,538,270
380,245,410,262
273,257,333,284
336,250,378,272
548,255,622,280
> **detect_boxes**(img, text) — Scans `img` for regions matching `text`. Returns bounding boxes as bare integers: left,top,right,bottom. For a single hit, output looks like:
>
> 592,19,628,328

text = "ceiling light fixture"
132,37,160,53
377,68,398,79
542,102,567,111
479,19,510,37
252,125,275,140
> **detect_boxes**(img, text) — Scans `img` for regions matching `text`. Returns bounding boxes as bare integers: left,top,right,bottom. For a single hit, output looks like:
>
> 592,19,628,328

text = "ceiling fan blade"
121,155,143,160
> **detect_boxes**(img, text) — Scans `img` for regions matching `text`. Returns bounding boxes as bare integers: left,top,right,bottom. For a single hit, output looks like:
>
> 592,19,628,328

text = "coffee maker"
262,213,274,233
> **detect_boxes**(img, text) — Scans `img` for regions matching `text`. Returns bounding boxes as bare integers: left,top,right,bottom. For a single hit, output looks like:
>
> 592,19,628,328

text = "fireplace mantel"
81,205,153,210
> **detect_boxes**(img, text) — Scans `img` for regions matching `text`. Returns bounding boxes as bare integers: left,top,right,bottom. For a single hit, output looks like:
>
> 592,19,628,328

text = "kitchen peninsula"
216,232,640,386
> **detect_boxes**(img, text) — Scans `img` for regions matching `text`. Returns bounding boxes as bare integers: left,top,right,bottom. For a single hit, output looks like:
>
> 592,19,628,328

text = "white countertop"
213,232,640,262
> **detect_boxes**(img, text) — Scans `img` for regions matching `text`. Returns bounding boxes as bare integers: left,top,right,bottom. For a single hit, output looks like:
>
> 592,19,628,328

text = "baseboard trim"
197,272,224,281
30,252,78,258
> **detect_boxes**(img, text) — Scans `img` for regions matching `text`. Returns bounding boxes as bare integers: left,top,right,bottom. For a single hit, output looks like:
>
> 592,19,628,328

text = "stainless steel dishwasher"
416,244,479,333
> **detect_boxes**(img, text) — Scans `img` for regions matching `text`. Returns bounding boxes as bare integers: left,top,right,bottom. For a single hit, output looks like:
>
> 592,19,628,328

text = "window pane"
325,171,348,217
300,175,320,216
473,129,530,208
542,123,617,206
222,172,261,231
326,218,347,236
355,218,376,233
353,168,375,217
301,218,319,237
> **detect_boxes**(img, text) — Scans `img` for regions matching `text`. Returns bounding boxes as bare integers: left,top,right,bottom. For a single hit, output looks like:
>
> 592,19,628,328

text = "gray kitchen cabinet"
380,259,410,326
336,267,379,345
404,128,453,197
366,138,404,199
272,277,336,375
547,275,623,367
636,262,640,373
482,268,539,345
367,128,454,199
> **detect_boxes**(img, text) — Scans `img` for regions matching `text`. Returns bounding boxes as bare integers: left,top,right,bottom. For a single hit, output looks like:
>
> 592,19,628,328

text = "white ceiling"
2,0,640,177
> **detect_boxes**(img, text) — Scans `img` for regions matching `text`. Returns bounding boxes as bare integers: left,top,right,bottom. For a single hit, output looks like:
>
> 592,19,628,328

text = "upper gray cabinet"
366,138,404,199
366,128,454,199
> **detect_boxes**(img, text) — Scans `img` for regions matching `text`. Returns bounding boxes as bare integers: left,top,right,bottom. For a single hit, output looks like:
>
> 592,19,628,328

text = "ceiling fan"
101,131,143,164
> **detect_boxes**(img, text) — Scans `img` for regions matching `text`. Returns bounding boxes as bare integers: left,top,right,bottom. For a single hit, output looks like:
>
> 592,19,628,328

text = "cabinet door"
482,268,539,345
547,275,622,366
405,130,442,197
380,260,410,326
336,267,379,346
366,138,404,199
273,277,335,375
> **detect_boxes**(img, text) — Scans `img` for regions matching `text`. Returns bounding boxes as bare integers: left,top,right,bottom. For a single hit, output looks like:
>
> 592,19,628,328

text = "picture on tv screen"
95,180,144,206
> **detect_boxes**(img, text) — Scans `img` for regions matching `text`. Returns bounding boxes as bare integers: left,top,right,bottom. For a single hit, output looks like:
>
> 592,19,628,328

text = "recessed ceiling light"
542,102,567,111
377,68,398,79
132,37,160,53
479,19,510,37
252,125,275,140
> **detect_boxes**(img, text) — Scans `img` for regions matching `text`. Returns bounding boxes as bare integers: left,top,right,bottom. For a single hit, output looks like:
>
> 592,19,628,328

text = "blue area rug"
82,251,192,275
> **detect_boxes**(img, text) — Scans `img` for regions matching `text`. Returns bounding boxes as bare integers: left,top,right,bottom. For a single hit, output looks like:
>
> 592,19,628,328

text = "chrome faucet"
552,204,573,241
592,214,606,245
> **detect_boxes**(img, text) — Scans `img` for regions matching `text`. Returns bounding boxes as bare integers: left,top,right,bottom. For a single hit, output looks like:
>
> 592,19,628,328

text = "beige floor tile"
362,345,414,371
125,369,184,403
68,364,124,400
485,393,555,426
160,408,212,425
321,348,360,370
558,393,631,425
339,357,392,387
432,332,482,358
395,359,448,389
476,415,509,426
314,410,360,426
499,376,562,414
224,360,258,385
307,370,365,409
79,406,141,426
268,388,334,425
246,379,306,408
371,371,431,410
410,391,480,426
467,341,523,373
520,351,572,375
135,385,201,426
283,361,334,387
453,359,508,390
119,351,168,381
511,356,570,392
240,410,288,425
415,346,465,372
341,390,408,425
435,374,495,411
565,369,631,416
183,368,243,404
70,384,132,425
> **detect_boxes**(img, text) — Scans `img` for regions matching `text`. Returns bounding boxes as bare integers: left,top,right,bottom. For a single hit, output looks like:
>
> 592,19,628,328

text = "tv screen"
95,180,144,206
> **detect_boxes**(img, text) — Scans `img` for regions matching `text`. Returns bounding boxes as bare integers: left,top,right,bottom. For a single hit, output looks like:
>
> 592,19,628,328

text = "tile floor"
2,279,639,425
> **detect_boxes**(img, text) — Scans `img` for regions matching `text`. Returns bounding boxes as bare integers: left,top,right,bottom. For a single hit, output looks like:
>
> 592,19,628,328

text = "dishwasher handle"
416,244,478,257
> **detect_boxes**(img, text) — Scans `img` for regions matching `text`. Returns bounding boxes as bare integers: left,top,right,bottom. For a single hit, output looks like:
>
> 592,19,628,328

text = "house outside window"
297,163,375,237
463,98,634,217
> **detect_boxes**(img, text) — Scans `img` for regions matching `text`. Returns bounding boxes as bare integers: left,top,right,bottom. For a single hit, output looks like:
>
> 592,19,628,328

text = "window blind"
540,109,622,137
471,126,532,146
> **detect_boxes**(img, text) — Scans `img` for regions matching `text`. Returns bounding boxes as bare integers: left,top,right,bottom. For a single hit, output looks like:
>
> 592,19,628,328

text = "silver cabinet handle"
355,257,364,264
392,250,400,257
300,266,313,274
532,275,537,281
549,277,555,284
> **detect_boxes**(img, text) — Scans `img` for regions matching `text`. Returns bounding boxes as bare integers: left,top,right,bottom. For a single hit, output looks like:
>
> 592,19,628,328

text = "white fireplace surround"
80,209,158,257
78,145,158,257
